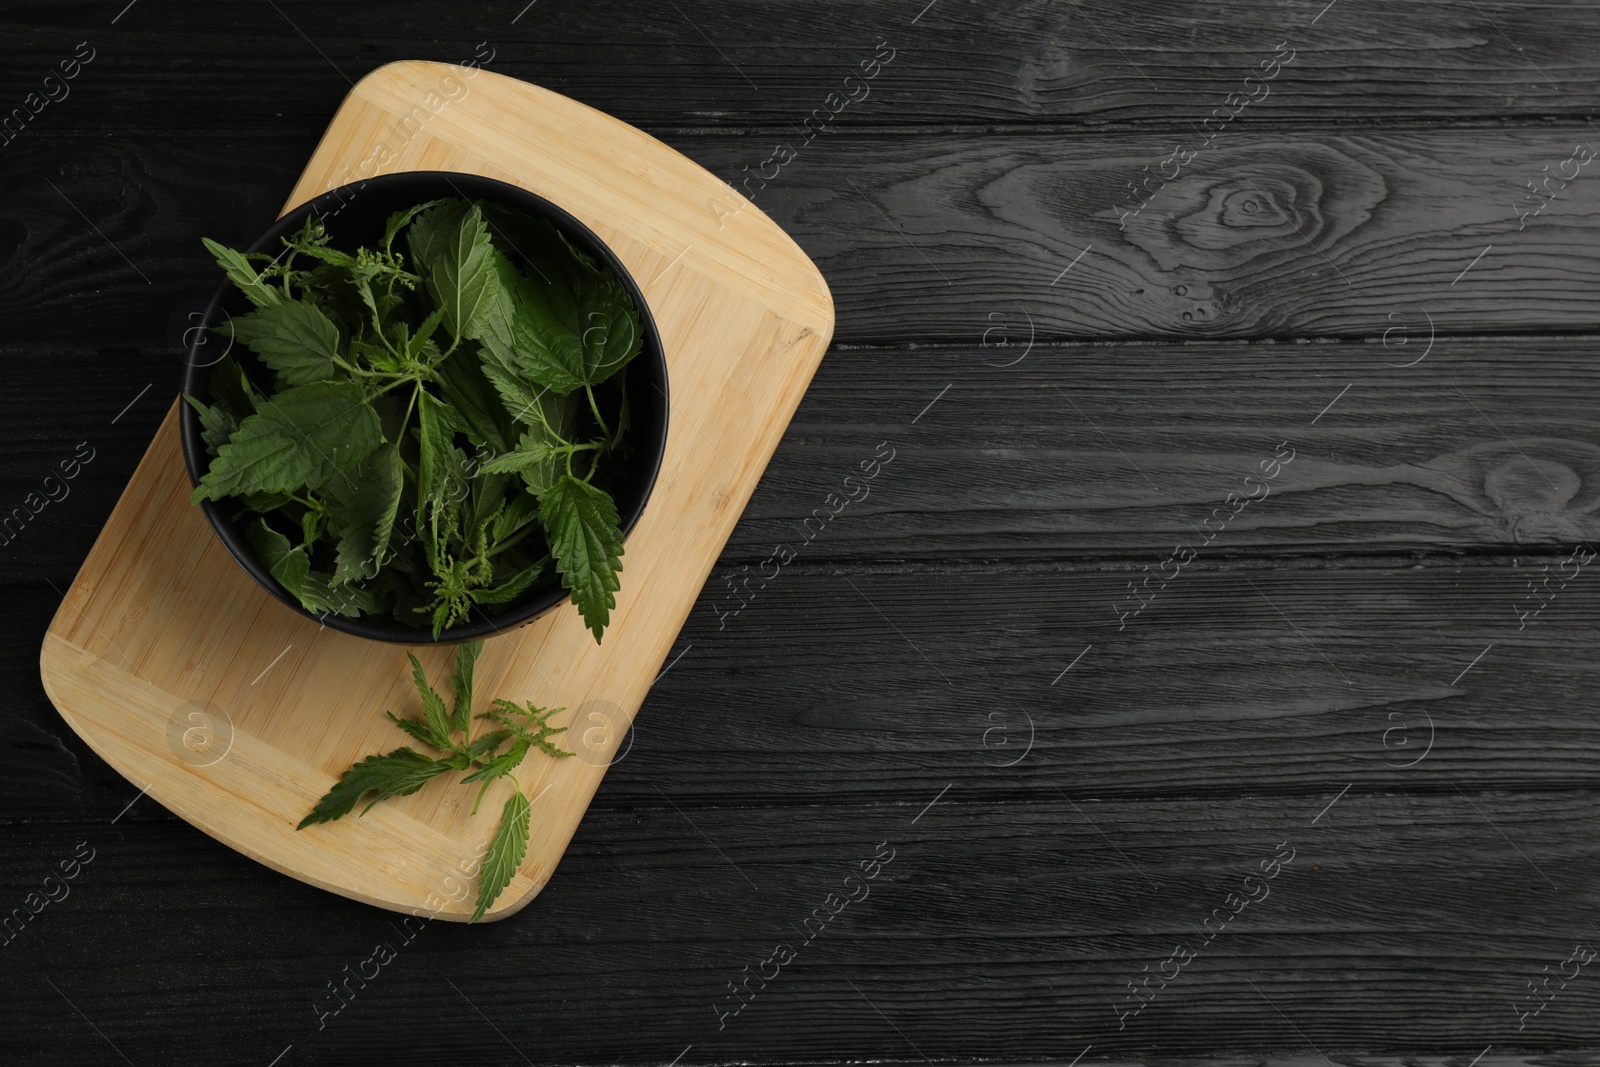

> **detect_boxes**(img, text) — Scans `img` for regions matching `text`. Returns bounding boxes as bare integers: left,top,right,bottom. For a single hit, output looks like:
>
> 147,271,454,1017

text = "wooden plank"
6,128,1600,347
12,546,1600,813
11,1,1600,130
6,335,1600,581
8,8,1600,1061
36,61,833,921
1,793,1597,1061
732,336,1600,558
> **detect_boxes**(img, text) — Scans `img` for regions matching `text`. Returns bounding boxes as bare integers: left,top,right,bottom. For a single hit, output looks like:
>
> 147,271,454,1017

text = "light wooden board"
37,60,834,921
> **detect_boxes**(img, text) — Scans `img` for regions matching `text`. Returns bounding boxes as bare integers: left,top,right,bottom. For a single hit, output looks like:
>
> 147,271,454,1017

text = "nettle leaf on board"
298,642,573,920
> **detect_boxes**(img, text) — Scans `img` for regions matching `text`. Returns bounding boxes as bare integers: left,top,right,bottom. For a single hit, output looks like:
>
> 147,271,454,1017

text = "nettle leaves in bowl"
185,198,646,642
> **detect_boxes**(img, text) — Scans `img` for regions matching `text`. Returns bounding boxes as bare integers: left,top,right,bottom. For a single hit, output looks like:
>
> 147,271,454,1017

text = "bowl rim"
177,170,670,645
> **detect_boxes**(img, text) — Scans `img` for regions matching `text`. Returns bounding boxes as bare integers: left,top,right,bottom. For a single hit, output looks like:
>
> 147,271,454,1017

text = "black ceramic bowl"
179,172,669,644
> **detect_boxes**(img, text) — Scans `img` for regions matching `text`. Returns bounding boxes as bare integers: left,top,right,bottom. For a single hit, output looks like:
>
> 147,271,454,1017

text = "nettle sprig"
297,640,573,921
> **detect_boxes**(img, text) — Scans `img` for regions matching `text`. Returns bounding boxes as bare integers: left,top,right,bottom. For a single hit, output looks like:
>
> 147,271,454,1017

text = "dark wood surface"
4,1,1600,1064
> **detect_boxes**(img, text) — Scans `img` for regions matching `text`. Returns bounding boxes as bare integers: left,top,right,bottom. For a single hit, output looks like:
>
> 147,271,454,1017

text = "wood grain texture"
15,550,1600,811
9,1,1600,130
1,793,1597,1063
7,336,1600,582
5,128,1600,348
773,130,1600,342
37,61,834,921
7,0,1600,1062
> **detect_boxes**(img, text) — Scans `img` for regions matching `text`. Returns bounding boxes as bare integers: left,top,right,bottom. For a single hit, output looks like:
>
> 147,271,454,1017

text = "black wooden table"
5,2,1600,1063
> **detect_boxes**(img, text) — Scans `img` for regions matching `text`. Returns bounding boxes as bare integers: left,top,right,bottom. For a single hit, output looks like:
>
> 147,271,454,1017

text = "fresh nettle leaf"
408,200,504,347
298,641,573,921
296,748,452,828
192,196,643,643
483,698,574,759
225,301,342,387
183,394,237,453
486,392,582,496
192,380,380,503
541,474,625,642
469,728,514,758
246,519,371,618
450,639,481,734
408,651,454,749
476,433,570,476
494,277,588,395
203,237,284,309
477,348,554,427
415,390,462,521
461,736,531,790
470,556,548,607
383,198,446,254
490,492,541,548
323,443,403,588
436,346,514,454
207,356,261,421
473,789,531,922
481,216,645,393
570,252,645,387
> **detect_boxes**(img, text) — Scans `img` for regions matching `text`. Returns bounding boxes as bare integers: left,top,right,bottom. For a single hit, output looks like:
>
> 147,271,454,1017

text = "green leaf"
292,242,358,268
498,284,587,395
207,355,261,422
468,728,514,758
461,736,530,785
471,787,531,922
408,651,454,748
450,640,483,734
540,475,625,642
240,490,293,513
383,198,446,253
297,747,452,828
192,380,381,502
473,247,522,355
480,207,583,319
352,337,402,374
481,216,645,391
408,308,447,362
478,349,554,425
476,434,567,476
354,273,388,336
415,390,461,521
224,301,342,387
245,518,372,618
477,390,579,496
203,237,283,309
183,394,237,453
407,200,504,345
490,493,541,547
324,443,403,587
469,556,547,606
385,711,444,750
437,343,513,453
486,698,573,758
570,256,645,386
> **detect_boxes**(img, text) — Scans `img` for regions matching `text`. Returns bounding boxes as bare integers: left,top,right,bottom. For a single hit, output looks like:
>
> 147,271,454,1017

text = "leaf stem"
331,356,402,380
471,776,495,816
399,381,420,437
584,384,611,440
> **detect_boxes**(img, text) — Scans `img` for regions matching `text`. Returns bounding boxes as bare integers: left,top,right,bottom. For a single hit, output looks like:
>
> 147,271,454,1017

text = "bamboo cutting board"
39,61,833,920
